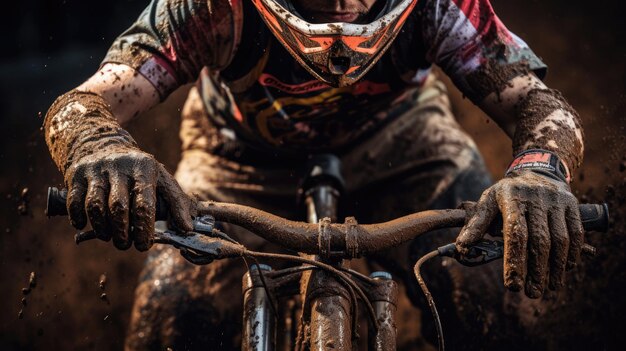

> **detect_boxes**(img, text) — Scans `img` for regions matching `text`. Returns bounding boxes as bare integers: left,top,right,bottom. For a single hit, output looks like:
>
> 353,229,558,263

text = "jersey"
103,0,547,151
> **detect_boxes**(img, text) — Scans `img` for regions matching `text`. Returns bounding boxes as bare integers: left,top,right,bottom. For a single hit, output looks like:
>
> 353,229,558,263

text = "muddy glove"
44,90,195,251
456,150,583,298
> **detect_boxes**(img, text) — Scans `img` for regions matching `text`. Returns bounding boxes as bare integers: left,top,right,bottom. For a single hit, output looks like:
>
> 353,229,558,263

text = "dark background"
1,0,625,349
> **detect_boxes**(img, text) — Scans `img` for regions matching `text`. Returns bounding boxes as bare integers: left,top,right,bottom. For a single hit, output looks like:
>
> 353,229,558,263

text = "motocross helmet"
251,0,419,87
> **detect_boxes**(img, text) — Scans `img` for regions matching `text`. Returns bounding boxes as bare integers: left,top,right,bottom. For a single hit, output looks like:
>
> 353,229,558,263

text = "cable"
268,262,363,341
214,226,375,335
247,252,361,341
267,265,317,278
216,231,280,319
246,256,279,318
245,250,380,330
414,250,444,351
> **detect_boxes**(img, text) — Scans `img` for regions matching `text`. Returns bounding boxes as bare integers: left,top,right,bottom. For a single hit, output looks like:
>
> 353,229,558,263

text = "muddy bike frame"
46,156,609,351
241,154,398,350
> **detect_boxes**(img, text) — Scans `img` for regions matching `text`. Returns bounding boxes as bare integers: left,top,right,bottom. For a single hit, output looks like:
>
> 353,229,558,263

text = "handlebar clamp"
344,217,360,258
318,217,333,258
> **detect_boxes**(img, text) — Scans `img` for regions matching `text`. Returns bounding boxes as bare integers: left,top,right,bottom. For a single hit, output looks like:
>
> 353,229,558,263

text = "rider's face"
291,0,380,24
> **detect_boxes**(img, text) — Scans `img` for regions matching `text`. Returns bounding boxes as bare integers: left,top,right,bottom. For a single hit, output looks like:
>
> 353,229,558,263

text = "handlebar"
46,187,609,259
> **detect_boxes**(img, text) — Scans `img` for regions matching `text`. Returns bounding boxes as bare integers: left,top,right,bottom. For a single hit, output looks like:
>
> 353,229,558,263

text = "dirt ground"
1,0,625,350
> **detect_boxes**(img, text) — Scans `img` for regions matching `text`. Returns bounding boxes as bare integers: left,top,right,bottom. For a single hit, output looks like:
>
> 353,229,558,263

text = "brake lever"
74,215,246,264
74,215,218,245
438,238,597,267
437,240,504,267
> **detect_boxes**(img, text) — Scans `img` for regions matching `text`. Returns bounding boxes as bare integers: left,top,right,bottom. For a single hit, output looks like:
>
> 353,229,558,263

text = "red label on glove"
506,150,571,183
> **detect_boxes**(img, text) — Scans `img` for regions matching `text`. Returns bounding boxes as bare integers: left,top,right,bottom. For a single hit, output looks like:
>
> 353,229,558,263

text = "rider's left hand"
455,170,584,298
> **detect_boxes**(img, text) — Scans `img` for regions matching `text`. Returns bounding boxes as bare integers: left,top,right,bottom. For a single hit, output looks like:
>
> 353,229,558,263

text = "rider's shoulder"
171,0,244,69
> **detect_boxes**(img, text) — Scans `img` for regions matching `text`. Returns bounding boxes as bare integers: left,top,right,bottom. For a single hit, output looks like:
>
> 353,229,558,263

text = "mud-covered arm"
455,73,586,299
479,73,583,173
420,0,583,171
41,0,247,249
422,0,585,299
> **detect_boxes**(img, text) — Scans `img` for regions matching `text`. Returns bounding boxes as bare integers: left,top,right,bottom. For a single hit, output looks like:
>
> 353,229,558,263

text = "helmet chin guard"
251,0,418,87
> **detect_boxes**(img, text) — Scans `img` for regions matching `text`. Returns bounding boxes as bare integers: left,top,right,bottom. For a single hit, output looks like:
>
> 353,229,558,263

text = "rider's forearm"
45,63,162,172
77,63,161,125
477,69,584,173
512,88,584,173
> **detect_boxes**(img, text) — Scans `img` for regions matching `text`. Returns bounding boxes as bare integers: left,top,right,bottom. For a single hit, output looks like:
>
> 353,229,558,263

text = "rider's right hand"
65,146,196,251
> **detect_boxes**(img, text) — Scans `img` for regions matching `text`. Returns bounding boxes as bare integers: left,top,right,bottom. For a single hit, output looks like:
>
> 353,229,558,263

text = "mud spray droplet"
100,293,110,304
17,187,30,216
29,271,37,289
99,273,107,290
19,272,37,319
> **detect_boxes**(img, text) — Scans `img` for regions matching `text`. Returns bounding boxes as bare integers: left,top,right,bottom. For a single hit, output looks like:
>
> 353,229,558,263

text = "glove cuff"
505,149,571,183
44,90,138,174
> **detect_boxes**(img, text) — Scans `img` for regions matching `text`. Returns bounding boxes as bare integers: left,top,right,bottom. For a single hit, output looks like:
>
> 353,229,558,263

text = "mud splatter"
17,187,30,216
466,61,532,103
100,293,110,305
99,274,110,304
19,272,37,319
99,273,107,290
514,88,584,172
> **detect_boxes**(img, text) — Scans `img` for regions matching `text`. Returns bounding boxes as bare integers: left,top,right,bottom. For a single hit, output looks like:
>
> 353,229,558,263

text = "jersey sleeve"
102,0,242,100
420,0,547,101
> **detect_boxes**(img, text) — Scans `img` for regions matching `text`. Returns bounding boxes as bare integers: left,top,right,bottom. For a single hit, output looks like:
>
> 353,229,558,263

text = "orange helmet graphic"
251,0,419,87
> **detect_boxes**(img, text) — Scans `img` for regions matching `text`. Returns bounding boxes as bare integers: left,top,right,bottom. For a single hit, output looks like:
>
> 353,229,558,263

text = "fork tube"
242,265,276,351
307,272,353,351
305,185,339,223
368,272,398,351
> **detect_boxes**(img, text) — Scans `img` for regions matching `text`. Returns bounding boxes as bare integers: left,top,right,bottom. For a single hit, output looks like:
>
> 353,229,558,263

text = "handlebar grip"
46,187,169,220
578,203,610,233
46,187,68,217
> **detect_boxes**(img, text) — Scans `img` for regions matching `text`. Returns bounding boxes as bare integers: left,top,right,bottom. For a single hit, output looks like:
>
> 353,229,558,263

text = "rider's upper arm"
77,63,161,125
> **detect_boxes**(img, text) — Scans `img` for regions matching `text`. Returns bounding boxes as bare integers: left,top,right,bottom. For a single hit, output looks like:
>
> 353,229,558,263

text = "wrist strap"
505,149,571,183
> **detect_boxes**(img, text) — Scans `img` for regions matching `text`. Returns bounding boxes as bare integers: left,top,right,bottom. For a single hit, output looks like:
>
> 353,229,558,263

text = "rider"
44,0,585,349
